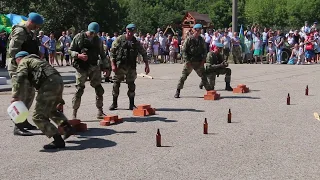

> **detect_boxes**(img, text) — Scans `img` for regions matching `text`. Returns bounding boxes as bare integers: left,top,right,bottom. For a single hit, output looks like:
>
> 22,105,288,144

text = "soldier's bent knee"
75,85,85,97
95,84,104,96
226,68,232,75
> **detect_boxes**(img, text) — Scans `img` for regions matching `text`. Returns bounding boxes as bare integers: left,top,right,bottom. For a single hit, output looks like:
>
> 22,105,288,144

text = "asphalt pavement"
1,63,320,179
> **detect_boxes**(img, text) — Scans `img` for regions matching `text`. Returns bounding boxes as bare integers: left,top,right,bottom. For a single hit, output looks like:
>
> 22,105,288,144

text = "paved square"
1,64,320,179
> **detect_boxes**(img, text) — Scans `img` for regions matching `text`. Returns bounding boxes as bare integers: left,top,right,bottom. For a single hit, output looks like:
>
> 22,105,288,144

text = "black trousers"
0,47,6,68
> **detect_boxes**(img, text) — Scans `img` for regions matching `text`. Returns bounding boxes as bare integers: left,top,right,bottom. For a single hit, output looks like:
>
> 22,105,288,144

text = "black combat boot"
109,96,118,110
105,77,112,83
129,97,137,110
225,82,233,91
13,125,33,136
20,120,38,130
43,134,65,149
174,89,180,98
97,108,106,119
60,121,75,140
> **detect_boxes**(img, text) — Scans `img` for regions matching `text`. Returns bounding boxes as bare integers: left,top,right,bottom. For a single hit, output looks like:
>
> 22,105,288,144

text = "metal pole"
232,0,238,33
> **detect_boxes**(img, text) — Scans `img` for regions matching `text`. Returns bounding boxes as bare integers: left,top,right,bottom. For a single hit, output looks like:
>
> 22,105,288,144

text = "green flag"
0,14,12,27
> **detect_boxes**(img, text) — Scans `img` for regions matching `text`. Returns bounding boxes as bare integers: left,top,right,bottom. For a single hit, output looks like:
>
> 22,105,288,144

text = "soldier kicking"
174,24,211,98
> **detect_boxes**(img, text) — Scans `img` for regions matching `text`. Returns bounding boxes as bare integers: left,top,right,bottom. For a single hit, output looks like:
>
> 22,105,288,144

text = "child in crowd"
267,41,275,64
64,43,70,66
288,43,299,64
169,41,175,64
296,42,305,65
153,41,160,63
146,42,153,64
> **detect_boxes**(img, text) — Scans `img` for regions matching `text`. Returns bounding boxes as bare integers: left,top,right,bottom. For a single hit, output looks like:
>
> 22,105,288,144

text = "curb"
0,80,76,92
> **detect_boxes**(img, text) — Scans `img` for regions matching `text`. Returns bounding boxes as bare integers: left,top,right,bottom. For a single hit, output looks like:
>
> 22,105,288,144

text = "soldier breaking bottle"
11,51,74,149
199,43,233,91
109,24,150,110
7,12,43,136
69,22,111,119
174,24,211,98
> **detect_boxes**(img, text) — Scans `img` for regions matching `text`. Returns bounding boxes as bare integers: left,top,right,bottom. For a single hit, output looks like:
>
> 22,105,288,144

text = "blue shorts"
305,50,315,59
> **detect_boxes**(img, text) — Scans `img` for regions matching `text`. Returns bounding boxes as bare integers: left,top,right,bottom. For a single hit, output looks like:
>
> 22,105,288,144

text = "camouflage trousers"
177,61,211,90
72,65,104,110
32,74,68,138
200,68,231,89
8,66,35,110
232,45,242,64
112,66,137,98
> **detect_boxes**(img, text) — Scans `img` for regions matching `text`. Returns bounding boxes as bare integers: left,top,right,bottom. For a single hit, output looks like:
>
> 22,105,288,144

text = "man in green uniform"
174,24,211,98
69,22,111,119
11,51,74,149
109,24,150,110
7,12,43,136
200,43,233,91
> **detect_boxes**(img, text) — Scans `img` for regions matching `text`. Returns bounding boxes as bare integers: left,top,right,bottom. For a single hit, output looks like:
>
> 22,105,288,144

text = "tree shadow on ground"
123,116,177,123
221,96,260,99
155,108,204,112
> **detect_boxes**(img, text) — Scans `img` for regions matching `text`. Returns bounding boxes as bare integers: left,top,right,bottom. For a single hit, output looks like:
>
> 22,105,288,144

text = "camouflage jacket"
7,22,39,75
110,35,148,68
181,35,207,62
69,32,110,70
204,51,224,72
12,55,60,98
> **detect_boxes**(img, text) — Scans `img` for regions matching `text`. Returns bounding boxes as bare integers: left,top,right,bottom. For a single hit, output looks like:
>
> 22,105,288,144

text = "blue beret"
126,24,136,30
28,12,44,25
88,22,100,33
15,51,29,58
193,24,202,29
215,43,224,48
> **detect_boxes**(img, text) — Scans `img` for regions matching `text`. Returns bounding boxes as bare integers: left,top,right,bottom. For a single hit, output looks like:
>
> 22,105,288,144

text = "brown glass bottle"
287,93,290,105
203,118,208,134
156,129,161,147
228,109,232,123
305,85,309,96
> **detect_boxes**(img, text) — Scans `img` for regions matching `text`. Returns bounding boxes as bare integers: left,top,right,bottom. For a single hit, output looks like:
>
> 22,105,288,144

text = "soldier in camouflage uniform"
11,51,74,149
199,43,233,91
69,22,111,119
7,12,43,136
174,24,211,98
109,24,150,110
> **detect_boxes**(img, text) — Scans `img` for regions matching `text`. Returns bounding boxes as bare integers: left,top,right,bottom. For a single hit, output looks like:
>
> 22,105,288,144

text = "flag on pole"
239,24,245,52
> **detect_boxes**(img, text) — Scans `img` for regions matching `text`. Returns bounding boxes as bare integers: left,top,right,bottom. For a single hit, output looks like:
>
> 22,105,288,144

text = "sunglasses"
127,28,136,32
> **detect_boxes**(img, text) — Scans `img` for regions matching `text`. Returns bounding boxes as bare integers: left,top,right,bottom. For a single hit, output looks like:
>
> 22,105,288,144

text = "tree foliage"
0,0,318,34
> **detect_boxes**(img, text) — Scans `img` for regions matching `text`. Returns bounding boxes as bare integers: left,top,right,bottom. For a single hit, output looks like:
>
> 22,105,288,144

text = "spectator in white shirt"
221,31,231,61
209,31,221,50
301,21,310,34
204,29,212,52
